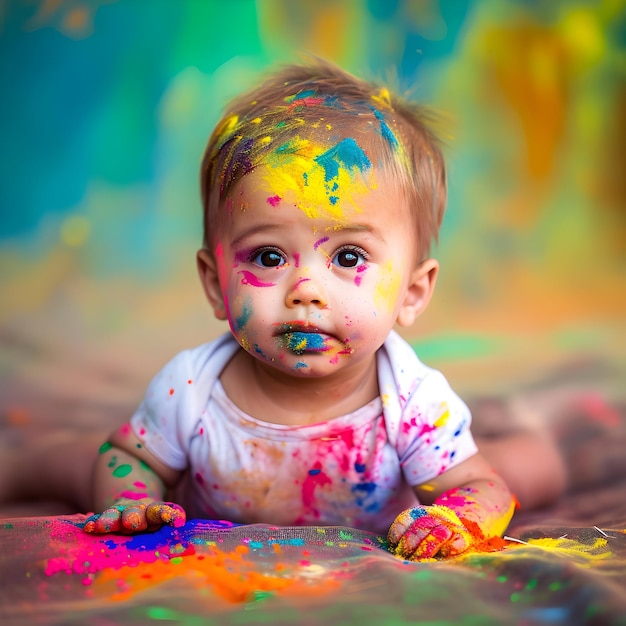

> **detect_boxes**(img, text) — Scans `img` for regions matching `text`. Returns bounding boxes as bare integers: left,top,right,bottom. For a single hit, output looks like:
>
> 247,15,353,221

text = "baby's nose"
285,277,327,308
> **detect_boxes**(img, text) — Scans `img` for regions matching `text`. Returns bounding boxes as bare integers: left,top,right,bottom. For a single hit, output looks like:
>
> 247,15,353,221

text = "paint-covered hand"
83,500,186,534
387,504,475,561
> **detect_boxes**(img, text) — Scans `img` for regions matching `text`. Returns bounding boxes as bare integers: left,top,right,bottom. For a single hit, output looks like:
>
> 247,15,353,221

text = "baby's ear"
396,258,439,327
197,248,228,321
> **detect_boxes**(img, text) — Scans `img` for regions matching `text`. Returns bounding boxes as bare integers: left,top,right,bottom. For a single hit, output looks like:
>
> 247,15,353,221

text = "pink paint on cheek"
354,265,367,286
313,237,329,250
233,251,246,264
239,270,275,287
266,195,281,207
293,253,300,267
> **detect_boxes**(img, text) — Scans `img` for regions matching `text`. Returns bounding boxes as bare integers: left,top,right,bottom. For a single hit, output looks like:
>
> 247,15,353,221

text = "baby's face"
212,150,420,378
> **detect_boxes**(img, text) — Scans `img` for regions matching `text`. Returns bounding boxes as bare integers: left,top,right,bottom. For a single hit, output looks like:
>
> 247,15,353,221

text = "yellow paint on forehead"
374,259,401,313
259,137,376,222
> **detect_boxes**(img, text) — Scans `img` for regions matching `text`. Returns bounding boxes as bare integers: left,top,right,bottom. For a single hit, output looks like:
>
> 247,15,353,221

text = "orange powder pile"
94,544,339,604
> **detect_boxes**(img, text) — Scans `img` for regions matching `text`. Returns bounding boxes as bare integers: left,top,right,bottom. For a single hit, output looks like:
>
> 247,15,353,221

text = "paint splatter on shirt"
130,331,477,535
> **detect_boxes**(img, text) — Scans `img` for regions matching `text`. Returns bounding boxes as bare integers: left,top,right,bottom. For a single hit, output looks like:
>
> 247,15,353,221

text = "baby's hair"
200,59,447,261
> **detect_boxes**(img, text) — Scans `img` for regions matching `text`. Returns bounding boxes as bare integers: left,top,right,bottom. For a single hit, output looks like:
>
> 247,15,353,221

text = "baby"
75,61,562,560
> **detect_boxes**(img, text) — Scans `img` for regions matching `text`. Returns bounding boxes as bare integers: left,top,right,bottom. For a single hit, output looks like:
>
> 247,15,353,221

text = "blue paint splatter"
371,108,398,148
352,482,376,495
314,138,371,182
409,507,428,520
281,332,327,355
235,299,252,331
268,537,306,547
354,462,366,473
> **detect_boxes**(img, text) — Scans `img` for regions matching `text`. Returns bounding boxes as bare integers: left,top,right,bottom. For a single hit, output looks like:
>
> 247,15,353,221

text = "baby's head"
197,60,448,373
200,60,447,263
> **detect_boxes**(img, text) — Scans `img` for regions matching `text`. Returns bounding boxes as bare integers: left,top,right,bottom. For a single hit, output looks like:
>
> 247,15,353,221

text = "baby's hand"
83,500,186,535
387,505,475,561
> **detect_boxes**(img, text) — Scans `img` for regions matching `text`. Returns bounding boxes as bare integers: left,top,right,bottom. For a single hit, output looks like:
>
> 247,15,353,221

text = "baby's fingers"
83,506,124,534
120,505,149,532
387,504,474,561
387,506,431,546
145,502,186,529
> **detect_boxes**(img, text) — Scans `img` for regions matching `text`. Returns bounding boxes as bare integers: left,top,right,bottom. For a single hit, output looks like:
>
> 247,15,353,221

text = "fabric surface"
2,341,626,624
1,491,626,625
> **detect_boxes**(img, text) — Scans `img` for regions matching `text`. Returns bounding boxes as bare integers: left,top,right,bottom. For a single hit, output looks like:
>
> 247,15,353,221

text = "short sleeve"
130,350,196,471
130,333,240,471
396,370,478,486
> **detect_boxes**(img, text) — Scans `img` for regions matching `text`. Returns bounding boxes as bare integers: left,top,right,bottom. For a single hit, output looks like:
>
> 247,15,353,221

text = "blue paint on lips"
282,331,328,355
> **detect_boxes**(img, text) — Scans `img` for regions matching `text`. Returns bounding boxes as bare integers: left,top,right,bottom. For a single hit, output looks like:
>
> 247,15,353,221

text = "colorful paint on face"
214,164,419,379
239,270,275,288
234,297,253,331
278,331,329,355
374,260,402,313
260,136,375,222
354,264,367,286
313,236,329,250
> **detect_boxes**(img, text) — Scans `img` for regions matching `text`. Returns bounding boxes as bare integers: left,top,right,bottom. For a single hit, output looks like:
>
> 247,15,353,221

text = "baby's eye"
251,248,286,268
332,247,368,268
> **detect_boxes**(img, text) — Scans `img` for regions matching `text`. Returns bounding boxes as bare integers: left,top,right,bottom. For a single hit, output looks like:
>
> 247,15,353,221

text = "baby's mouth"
274,323,331,355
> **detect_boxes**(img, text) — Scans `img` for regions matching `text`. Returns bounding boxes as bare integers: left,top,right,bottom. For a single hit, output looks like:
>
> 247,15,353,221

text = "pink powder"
239,270,275,287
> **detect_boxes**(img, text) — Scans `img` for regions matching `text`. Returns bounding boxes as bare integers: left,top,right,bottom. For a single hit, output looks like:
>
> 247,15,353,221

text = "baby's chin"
246,345,373,380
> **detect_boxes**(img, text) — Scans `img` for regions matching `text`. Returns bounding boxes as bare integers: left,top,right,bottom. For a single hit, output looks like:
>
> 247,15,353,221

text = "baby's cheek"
373,261,401,314
228,295,254,337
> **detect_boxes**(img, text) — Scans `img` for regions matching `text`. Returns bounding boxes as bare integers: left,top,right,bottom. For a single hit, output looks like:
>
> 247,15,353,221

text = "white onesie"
130,330,478,534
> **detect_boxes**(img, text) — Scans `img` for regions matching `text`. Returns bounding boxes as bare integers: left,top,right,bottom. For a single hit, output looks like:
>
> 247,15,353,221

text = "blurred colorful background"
1,0,624,428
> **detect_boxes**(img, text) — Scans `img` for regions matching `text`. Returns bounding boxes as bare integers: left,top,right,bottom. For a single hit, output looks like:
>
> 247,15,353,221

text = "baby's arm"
387,452,514,560
84,424,185,534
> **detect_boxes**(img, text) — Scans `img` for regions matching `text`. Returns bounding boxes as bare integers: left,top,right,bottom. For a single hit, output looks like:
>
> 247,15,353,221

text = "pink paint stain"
313,236,329,250
354,265,367,286
239,270,275,287
44,520,187,579
302,461,332,509
266,195,281,207
288,96,325,108
329,348,352,365
293,253,300,267
119,490,150,500
437,493,471,508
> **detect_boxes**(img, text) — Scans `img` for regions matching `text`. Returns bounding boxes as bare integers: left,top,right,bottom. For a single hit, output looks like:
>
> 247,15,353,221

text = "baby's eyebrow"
327,223,385,240
230,223,281,247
